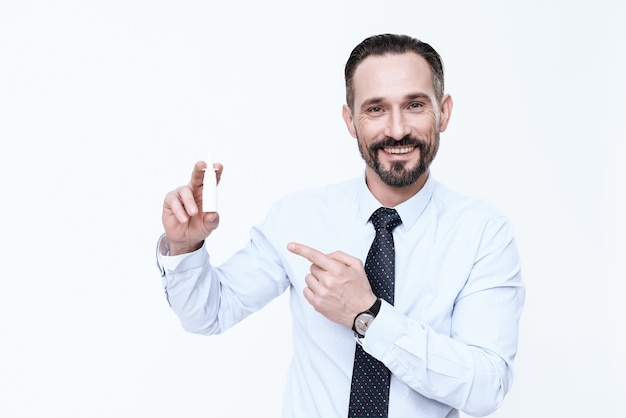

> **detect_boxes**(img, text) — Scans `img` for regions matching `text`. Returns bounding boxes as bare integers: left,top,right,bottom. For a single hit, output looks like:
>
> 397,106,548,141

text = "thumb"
202,212,220,234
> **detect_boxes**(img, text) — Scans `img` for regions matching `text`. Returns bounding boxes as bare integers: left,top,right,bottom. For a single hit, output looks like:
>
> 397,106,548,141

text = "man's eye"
369,106,383,113
409,102,423,109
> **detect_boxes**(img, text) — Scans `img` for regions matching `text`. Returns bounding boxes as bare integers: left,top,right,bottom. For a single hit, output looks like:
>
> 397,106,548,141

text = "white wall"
1,1,623,417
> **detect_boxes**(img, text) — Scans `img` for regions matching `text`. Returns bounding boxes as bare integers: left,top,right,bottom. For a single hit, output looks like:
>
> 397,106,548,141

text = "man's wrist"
168,241,204,256
352,298,382,338
160,235,204,256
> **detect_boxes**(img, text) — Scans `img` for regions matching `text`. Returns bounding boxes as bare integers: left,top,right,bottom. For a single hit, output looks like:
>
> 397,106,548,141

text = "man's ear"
342,104,357,138
438,94,453,132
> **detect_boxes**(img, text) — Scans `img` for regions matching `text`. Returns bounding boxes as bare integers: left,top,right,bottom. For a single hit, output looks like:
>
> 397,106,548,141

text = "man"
157,34,525,417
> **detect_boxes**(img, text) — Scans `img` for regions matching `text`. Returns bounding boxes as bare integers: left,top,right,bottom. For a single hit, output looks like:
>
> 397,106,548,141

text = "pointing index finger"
288,242,334,270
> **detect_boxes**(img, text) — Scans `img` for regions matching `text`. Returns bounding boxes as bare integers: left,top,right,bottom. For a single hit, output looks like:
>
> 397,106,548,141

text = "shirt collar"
356,171,434,231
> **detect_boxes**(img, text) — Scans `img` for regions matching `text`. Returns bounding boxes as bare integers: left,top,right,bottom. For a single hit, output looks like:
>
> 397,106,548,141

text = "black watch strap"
368,298,382,316
352,298,382,334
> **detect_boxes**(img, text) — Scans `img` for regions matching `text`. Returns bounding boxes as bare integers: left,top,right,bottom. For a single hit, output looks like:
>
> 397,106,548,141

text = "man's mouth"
382,146,415,154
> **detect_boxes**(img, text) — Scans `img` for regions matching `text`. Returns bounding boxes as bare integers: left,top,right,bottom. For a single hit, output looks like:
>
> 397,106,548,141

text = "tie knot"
370,207,402,232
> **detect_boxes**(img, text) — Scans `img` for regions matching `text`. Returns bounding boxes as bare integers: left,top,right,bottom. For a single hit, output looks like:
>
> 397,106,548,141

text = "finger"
214,163,224,185
327,251,363,269
302,286,316,307
164,191,189,223
176,185,199,219
164,186,197,220
287,242,337,271
310,263,326,278
304,272,321,292
203,211,220,231
303,274,324,308
189,161,208,190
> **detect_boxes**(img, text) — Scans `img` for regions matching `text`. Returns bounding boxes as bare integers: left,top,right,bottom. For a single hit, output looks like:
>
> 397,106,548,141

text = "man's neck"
364,169,429,208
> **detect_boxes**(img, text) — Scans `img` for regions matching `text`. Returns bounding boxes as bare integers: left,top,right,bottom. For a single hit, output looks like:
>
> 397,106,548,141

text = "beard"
358,134,439,188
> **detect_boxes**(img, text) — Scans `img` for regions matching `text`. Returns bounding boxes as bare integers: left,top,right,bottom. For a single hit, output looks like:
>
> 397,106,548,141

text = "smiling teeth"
384,146,415,154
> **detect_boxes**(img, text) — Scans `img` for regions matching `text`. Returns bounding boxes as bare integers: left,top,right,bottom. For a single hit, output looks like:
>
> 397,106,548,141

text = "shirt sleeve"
156,220,291,335
361,216,525,417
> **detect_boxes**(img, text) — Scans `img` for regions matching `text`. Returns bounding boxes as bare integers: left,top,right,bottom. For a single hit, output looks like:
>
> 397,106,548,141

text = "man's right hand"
162,161,224,255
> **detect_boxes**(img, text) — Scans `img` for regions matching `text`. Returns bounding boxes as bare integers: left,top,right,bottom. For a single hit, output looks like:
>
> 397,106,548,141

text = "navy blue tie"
348,207,402,417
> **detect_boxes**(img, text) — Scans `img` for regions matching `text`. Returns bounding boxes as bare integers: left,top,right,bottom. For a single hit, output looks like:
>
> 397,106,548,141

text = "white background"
1,1,624,417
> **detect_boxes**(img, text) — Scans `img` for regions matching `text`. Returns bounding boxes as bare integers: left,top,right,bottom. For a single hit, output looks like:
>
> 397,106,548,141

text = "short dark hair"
344,34,445,109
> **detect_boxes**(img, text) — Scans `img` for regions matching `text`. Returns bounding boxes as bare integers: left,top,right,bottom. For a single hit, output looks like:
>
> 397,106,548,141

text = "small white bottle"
202,152,218,212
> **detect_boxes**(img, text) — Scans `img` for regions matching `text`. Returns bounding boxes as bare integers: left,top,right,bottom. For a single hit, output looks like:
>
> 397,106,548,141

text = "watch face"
355,313,375,336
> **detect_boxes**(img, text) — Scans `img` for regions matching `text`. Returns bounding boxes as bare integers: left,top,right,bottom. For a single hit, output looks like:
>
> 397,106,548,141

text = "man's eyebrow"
360,93,433,109
361,97,384,109
406,93,432,102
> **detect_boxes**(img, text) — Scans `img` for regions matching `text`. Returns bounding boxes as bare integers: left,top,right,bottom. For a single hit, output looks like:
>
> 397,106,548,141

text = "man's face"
342,52,452,189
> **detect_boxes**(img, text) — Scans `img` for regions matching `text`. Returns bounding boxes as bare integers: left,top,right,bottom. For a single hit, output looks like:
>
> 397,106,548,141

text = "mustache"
370,135,427,150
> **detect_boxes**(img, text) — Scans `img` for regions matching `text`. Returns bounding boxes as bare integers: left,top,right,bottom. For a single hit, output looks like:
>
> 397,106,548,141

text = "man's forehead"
352,52,435,102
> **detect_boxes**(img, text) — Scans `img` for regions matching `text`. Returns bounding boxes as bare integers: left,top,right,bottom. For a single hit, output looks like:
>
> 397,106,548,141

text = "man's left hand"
287,242,377,327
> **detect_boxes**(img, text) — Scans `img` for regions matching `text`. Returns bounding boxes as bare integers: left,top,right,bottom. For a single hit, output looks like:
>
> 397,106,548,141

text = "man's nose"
383,110,411,140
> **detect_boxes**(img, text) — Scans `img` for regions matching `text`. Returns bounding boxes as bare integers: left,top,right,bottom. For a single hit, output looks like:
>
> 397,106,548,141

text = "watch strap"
352,298,382,334
368,297,382,316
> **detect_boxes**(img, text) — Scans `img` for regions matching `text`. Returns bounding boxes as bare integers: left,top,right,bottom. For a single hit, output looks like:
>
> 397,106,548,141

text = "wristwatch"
352,298,382,338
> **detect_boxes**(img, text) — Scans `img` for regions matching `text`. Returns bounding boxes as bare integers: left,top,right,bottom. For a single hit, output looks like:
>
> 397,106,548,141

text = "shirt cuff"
155,234,206,276
361,299,409,358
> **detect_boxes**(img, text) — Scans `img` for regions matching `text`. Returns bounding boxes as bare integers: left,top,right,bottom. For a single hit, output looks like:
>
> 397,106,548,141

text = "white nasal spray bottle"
202,152,218,212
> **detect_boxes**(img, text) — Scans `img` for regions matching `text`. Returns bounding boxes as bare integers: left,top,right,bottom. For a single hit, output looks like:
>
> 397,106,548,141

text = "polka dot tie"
348,207,402,417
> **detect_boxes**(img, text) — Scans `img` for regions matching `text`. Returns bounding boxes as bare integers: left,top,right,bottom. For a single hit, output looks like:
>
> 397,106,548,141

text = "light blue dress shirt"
157,174,525,418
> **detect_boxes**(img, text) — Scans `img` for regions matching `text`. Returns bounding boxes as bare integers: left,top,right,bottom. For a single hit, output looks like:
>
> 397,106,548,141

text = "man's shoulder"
431,179,507,221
